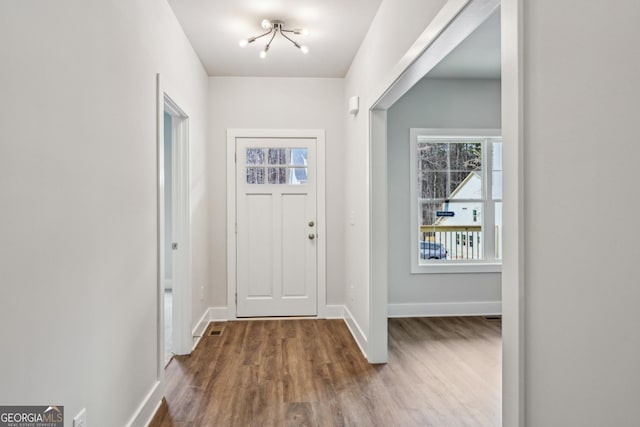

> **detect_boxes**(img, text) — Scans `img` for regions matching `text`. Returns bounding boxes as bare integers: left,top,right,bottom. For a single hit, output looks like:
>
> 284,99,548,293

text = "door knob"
308,233,315,240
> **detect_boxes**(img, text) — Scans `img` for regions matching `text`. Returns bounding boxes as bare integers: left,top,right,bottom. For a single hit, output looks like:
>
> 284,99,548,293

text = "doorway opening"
366,0,523,424
163,109,175,365
390,9,502,294
390,5,502,423
156,75,192,375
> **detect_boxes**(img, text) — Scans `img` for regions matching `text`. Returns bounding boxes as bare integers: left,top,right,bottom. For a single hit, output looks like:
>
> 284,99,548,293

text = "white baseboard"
200,305,344,321
193,308,210,337
125,380,164,427
343,305,367,358
191,308,211,351
388,301,502,318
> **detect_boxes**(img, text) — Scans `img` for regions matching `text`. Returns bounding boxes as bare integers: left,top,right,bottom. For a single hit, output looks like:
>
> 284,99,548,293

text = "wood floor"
149,317,501,427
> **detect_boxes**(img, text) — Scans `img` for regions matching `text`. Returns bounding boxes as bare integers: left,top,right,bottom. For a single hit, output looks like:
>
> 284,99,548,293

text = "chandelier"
239,19,309,59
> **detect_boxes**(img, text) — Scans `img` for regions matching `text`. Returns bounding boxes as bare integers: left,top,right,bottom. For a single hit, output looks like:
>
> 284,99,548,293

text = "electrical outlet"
73,408,86,427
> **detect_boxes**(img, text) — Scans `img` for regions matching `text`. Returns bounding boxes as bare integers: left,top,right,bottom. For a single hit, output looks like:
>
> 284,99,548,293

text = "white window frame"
410,128,502,274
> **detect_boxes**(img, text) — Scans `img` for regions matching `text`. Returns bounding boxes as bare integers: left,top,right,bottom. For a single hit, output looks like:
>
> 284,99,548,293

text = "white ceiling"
427,8,501,79
167,0,383,77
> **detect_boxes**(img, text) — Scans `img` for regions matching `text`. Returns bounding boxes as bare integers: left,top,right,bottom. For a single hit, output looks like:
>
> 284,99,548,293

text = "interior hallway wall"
343,0,448,340
523,0,640,425
0,0,209,425
387,77,501,310
207,77,345,307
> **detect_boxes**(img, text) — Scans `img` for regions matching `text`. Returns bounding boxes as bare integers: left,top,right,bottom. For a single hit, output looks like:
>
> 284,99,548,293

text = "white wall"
387,78,501,310
343,0,448,341
523,1,640,425
208,77,345,307
0,0,208,425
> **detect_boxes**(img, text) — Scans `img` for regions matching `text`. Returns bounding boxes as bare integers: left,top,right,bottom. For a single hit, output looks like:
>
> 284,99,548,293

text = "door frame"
365,0,524,425
227,129,326,319
156,74,193,375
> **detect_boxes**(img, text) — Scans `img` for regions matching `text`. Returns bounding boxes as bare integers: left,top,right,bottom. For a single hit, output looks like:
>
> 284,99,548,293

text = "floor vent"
209,329,223,336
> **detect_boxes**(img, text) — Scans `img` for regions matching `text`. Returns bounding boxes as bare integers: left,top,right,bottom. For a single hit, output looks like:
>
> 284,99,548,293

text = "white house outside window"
409,129,502,274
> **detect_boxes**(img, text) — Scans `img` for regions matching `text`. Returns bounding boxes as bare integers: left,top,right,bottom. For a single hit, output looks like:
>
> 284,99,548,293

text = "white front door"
236,138,317,317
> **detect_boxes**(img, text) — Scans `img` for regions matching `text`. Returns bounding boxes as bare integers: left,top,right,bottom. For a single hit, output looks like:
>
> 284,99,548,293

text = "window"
245,147,308,185
410,129,502,273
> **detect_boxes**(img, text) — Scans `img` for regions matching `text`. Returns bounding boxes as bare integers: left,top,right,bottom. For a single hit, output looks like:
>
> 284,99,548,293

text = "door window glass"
246,148,308,185
246,167,265,184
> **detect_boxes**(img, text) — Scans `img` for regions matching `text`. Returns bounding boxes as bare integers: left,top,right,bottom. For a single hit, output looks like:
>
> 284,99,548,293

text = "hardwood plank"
149,317,501,427
285,402,313,427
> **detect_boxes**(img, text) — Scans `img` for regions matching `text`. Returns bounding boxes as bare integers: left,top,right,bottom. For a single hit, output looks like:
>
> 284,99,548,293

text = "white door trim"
227,129,326,319
165,95,192,356
500,1,525,425
156,74,192,375
155,74,166,384
364,0,524,425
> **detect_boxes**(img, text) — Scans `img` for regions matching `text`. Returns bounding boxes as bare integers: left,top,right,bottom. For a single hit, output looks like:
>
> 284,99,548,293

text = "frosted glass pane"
268,167,286,184
268,148,286,165
246,148,264,165
246,167,264,184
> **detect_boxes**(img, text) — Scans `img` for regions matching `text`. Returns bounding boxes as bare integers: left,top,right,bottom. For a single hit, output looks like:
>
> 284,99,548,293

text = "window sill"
411,262,502,274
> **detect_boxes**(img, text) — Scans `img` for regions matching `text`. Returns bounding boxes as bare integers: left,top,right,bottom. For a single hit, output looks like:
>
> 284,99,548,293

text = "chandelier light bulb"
261,19,272,29
260,49,268,59
294,28,309,36
300,45,309,54
239,39,248,48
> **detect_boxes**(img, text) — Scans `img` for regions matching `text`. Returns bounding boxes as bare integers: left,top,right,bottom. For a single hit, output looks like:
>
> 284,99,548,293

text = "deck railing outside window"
420,225,483,260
